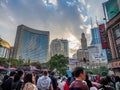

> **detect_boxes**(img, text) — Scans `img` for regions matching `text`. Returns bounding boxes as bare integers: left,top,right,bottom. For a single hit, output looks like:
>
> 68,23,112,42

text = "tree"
31,62,41,69
47,54,68,75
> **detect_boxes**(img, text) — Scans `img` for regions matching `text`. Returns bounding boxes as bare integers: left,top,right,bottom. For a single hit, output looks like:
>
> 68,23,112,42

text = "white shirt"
58,81,66,90
37,75,51,90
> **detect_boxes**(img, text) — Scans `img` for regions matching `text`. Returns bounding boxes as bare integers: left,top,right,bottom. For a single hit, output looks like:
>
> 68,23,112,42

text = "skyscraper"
81,33,87,49
60,39,69,57
50,39,68,57
91,27,101,45
13,25,49,63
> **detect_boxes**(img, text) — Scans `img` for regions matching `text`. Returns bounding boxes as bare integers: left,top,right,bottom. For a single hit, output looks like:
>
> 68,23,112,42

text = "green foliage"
87,66,108,76
31,62,41,69
0,57,8,67
47,54,68,75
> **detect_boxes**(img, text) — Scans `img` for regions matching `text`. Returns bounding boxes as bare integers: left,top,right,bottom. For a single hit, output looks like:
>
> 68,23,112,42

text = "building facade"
13,25,49,63
0,38,10,58
50,39,68,57
81,33,87,49
60,39,69,57
77,33,89,67
91,28,101,45
90,26,108,63
103,0,120,75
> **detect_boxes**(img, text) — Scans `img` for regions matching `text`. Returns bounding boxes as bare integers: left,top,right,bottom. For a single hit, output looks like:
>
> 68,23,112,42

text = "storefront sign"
99,24,109,49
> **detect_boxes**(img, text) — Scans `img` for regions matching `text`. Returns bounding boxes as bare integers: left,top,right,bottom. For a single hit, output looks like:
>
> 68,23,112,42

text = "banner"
99,24,109,49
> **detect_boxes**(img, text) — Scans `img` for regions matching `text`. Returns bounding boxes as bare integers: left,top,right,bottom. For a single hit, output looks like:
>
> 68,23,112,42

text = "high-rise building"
60,39,69,57
0,38,10,58
90,26,108,62
13,25,49,63
81,33,87,49
91,28,101,45
103,0,120,75
50,39,68,57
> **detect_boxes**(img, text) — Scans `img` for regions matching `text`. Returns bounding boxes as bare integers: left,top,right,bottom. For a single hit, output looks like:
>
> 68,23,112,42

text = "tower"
81,33,87,49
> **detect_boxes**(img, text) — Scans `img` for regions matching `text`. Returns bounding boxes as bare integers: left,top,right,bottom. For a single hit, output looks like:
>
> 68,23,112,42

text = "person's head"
115,76,120,82
14,70,24,82
106,76,111,82
9,71,16,77
24,73,35,84
73,67,86,80
43,71,48,76
51,71,55,76
66,77,71,85
100,77,108,85
17,70,24,79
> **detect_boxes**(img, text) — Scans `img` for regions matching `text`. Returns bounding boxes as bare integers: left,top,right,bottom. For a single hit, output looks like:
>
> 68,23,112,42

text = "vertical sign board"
99,24,109,49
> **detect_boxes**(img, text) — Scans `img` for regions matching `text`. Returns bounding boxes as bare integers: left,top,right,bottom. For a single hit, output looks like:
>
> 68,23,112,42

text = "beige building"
50,39,68,57
77,33,89,67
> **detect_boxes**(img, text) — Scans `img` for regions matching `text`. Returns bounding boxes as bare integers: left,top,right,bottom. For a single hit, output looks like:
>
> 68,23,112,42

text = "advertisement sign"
105,0,119,20
99,24,109,49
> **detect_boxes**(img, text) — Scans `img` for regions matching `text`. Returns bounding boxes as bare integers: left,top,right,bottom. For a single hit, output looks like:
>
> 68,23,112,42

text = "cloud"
0,0,93,57
87,4,91,10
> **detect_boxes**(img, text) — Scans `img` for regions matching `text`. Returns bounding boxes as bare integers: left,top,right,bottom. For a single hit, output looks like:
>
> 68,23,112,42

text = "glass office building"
91,27,101,45
13,25,49,63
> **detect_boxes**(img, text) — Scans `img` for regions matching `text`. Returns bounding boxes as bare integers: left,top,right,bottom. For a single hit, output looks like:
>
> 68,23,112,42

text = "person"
12,70,24,90
22,73,38,90
115,76,120,90
69,67,89,90
90,87,98,90
37,71,53,90
99,77,115,90
106,76,115,88
64,77,71,90
50,72,58,90
1,71,16,90
58,76,67,90
85,74,92,89
96,74,101,83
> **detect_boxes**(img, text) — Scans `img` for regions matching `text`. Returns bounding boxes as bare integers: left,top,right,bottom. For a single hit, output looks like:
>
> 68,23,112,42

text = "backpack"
39,76,50,90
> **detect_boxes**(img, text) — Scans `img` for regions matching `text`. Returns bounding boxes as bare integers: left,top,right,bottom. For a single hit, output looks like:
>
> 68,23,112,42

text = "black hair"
51,72,55,76
43,71,48,76
24,73,33,84
14,70,24,82
66,77,71,85
10,71,16,76
73,67,84,77
115,76,120,82
17,70,24,77
100,77,108,85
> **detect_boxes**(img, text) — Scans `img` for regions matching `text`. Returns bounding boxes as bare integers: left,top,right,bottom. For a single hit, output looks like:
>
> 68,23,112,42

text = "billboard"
104,0,119,20
99,24,109,49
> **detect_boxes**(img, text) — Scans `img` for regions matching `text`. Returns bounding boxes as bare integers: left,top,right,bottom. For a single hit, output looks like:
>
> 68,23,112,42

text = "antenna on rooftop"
90,17,93,28
96,16,99,27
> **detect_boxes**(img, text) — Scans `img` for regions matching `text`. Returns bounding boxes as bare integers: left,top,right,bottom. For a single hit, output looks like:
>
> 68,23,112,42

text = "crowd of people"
0,67,120,90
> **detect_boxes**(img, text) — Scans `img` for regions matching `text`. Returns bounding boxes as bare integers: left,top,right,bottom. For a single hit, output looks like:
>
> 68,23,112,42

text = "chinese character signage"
99,24,109,49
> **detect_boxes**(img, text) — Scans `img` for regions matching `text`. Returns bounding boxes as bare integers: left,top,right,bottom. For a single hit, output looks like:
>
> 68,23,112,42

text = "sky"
0,0,107,57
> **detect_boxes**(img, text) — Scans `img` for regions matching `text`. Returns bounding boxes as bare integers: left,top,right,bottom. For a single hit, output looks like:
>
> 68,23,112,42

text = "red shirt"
69,80,89,90
64,82,69,90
